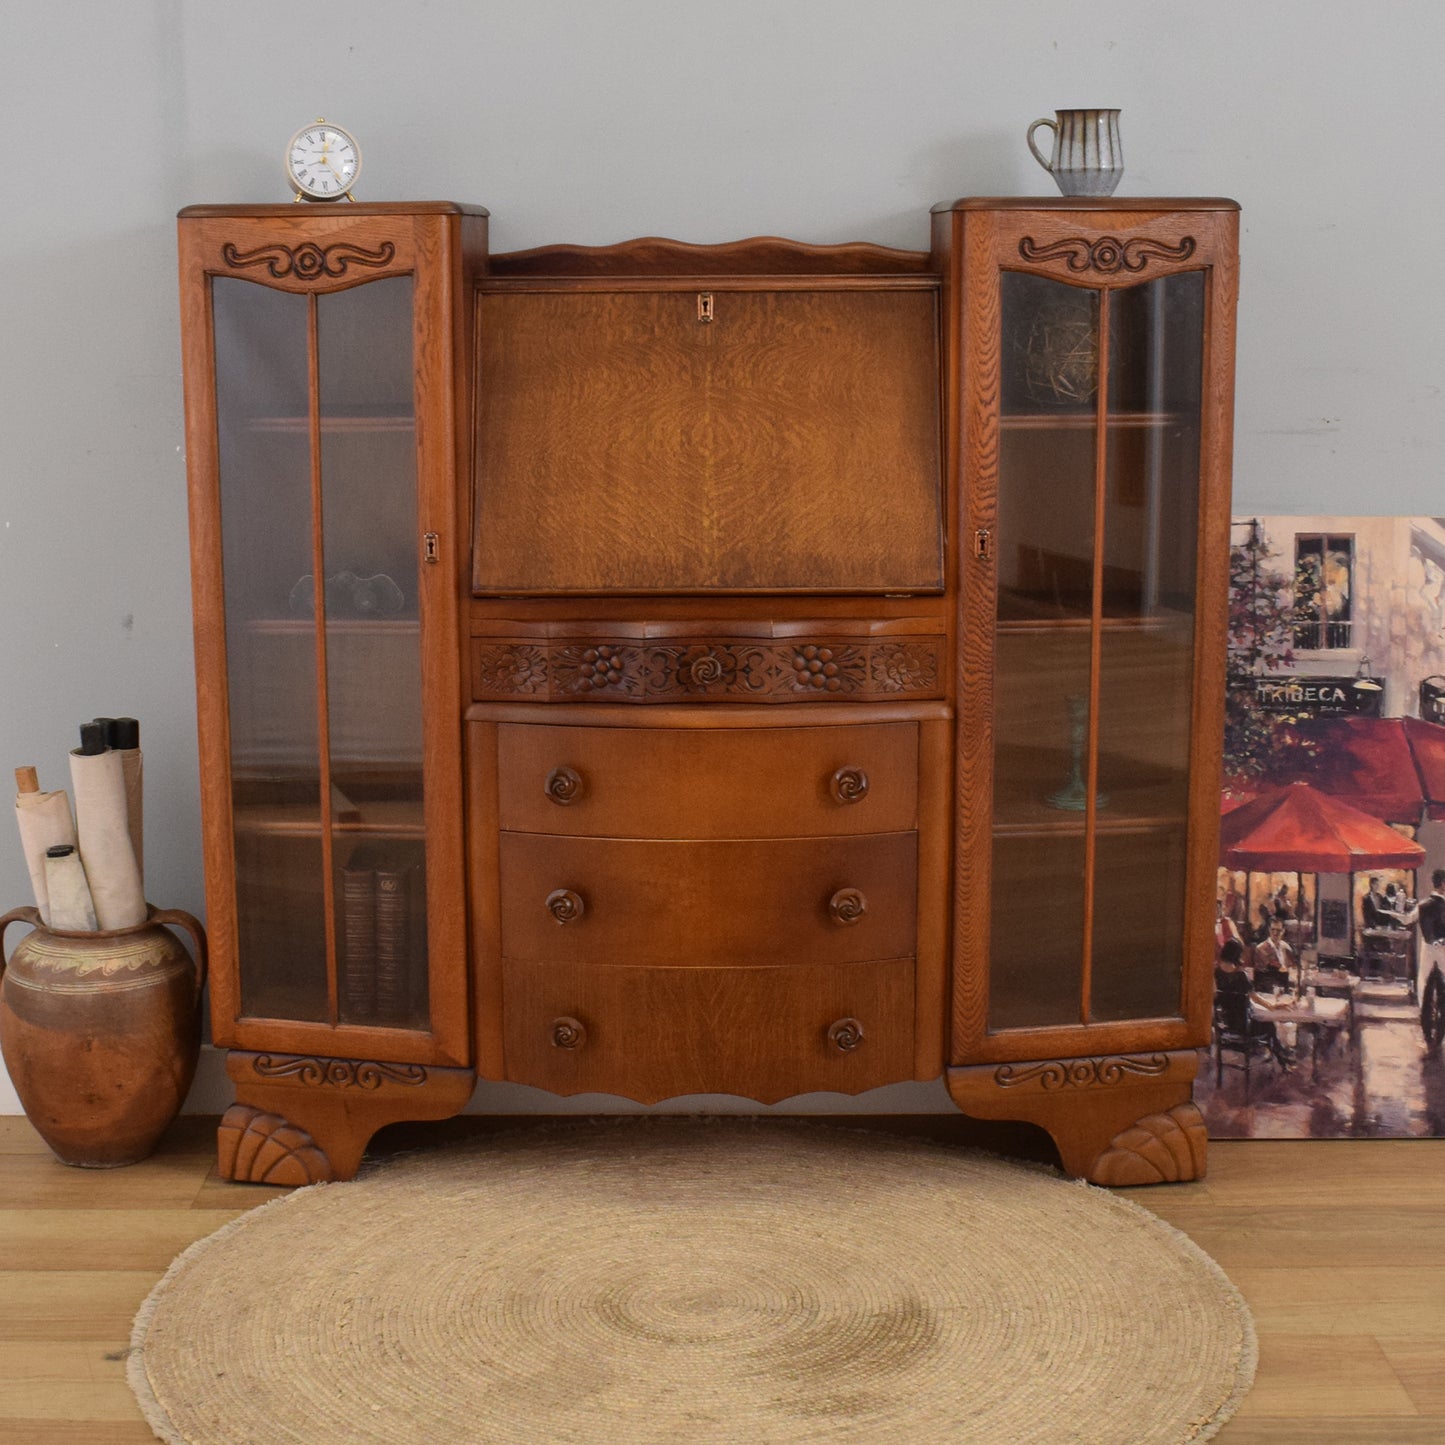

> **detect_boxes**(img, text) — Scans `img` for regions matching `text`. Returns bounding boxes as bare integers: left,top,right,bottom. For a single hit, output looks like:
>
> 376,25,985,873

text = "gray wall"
2,0,1440,1111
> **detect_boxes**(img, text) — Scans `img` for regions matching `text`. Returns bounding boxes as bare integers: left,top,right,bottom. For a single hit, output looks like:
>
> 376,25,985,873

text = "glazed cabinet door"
178,208,475,1067
947,203,1238,1064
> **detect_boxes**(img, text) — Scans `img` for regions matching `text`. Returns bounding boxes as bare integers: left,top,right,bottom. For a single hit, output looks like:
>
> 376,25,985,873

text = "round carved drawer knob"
830,768,870,805
828,888,867,926
551,1016,587,1050
545,766,585,805
827,1018,866,1053
545,889,586,925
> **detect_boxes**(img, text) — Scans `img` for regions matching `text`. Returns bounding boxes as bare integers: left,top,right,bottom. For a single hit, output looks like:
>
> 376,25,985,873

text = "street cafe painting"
1200,515,1445,1138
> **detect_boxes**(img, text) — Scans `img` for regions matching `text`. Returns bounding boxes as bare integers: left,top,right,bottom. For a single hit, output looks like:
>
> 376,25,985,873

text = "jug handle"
150,908,209,1006
0,906,42,983
1027,117,1057,173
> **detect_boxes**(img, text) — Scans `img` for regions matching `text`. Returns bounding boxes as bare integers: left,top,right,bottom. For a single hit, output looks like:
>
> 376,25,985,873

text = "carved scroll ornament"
252,1055,428,1090
994,1055,1172,1091
1018,234,1196,274
221,239,397,281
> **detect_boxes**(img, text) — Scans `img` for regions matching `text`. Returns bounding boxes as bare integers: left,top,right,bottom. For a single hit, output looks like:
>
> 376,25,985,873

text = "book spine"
374,865,411,1023
341,864,377,1023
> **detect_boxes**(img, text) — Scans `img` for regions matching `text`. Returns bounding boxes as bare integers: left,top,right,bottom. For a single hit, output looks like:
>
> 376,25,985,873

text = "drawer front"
501,957,916,1102
497,722,918,838
499,833,917,968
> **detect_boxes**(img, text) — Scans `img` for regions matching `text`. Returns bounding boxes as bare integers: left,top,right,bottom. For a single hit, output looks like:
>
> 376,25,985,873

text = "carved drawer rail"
471,635,943,703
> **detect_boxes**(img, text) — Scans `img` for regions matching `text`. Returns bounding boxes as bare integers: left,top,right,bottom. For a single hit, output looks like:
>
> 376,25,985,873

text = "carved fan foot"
1089,1102,1208,1186
217,1104,333,1186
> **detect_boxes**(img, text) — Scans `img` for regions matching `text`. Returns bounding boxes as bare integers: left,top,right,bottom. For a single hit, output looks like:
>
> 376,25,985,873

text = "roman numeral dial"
284,120,361,202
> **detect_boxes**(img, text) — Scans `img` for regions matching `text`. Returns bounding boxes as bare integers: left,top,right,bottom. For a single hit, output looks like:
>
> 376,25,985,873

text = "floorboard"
0,1117,1439,1441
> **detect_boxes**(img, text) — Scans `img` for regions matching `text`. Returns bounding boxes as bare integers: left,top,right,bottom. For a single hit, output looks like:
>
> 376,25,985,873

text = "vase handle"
0,906,42,983
150,908,209,1006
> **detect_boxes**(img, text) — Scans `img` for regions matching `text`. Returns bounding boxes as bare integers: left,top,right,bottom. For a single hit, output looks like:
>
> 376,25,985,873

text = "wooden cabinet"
179,199,1236,1188
936,201,1237,1181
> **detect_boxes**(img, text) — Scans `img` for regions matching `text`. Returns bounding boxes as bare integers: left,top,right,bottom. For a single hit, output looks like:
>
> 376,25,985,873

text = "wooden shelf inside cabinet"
232,798,426,839
999,410,1189,431
992,814,1187,839
995,612,1195,635
244,617,421,634
248,413,416,435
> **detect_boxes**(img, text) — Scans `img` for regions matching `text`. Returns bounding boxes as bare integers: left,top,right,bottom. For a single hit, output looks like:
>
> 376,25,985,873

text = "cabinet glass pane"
997,272,1099,622
988,269,1103,1029
989,633,1091,1028
1090,274,1204,1021
213,278,328,1022
316,279,429,1029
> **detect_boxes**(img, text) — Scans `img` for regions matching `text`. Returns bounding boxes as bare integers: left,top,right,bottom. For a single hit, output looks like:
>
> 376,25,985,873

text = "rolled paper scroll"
70,740,146,930
99,717,143,882
44,844,98,932
14,766,78,926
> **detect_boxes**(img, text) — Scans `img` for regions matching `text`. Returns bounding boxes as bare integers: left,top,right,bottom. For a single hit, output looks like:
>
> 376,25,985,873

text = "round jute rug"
129,1120,1254,1444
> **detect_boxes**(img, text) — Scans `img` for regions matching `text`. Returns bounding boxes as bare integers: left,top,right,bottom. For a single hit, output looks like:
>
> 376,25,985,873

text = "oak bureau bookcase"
177,197,1238,1187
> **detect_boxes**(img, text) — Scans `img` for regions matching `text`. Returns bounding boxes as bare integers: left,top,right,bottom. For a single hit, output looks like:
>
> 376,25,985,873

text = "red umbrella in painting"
1221,781,1426,871
1221,781,1425,978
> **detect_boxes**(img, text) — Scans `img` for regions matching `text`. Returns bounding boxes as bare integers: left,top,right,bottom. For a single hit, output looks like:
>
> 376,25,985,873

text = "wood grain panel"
500,956,916,1101
497,721,918,838
473,288,943,593
498,832,917,968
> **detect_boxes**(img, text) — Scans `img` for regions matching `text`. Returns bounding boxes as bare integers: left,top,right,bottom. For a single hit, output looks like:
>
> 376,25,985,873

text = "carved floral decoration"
473,637,941,702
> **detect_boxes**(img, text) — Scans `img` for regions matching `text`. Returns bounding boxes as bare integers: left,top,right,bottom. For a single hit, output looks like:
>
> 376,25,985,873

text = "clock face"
286,123,361,200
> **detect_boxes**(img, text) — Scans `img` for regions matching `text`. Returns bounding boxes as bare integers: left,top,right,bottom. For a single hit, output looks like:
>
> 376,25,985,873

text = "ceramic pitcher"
0,905,206,1167
1027,109,1124,197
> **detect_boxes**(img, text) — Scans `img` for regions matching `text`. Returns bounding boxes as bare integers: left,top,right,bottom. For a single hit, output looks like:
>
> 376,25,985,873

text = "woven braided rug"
129,1120,1254,1443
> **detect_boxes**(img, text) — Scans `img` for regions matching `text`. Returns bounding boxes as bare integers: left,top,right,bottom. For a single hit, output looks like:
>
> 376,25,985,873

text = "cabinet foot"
945,1050,1206,1185
218,1052,476,1183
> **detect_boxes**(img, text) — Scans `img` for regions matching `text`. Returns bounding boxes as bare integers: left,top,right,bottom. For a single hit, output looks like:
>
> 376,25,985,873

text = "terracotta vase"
0,905,206,1167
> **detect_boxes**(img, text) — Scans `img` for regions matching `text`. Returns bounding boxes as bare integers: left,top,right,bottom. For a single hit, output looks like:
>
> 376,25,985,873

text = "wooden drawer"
497,722,917,838
501,957,916,1102
499,832,916,968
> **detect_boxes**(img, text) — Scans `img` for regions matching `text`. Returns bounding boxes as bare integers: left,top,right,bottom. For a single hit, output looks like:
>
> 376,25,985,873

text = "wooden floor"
2,1117,1443,1444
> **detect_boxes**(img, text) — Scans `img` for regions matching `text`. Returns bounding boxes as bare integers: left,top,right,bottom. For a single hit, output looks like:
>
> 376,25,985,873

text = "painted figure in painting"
1213,939,1293,1073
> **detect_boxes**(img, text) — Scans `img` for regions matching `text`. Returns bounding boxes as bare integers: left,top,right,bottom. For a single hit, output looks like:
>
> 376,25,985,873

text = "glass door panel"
988,267,1206,1033
212,278,328,1021
1090,274,1204,1021
989,272,1101,1028
316,279,429,1029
